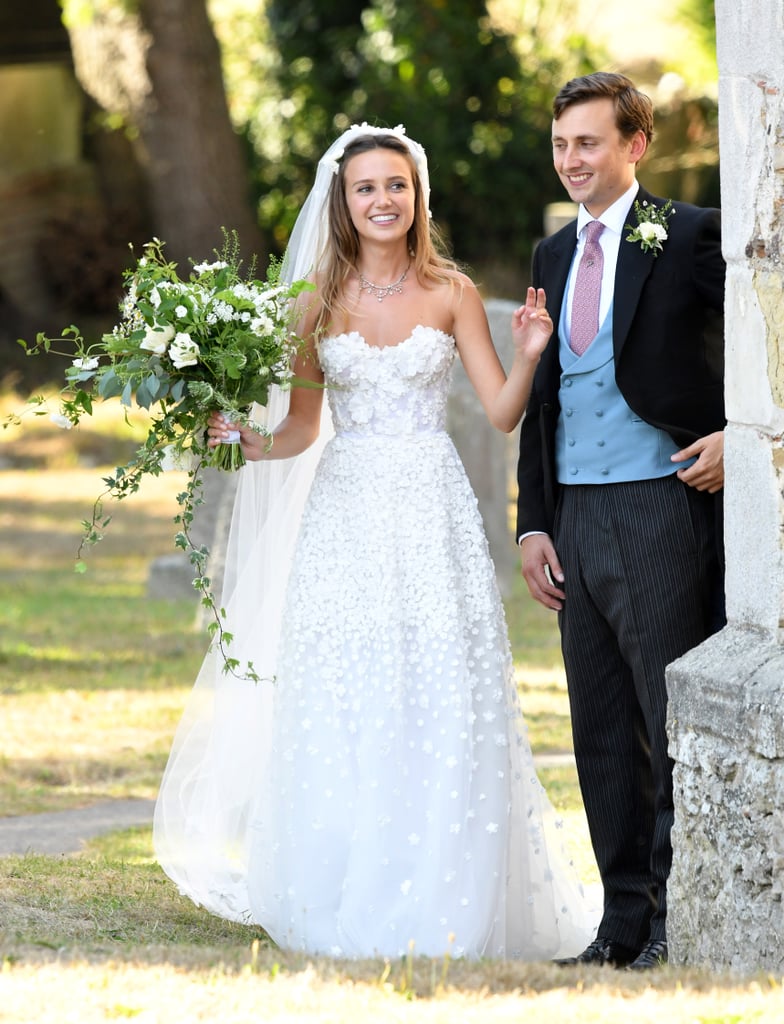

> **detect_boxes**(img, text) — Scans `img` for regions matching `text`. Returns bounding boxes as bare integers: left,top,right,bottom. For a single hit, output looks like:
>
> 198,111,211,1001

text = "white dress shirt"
518,180,639,546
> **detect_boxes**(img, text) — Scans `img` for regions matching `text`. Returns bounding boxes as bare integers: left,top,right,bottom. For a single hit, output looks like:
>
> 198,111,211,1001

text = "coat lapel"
612,186,660,359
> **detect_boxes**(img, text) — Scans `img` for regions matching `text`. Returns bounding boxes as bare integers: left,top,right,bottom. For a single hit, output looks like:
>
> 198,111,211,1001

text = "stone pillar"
666,0,784,973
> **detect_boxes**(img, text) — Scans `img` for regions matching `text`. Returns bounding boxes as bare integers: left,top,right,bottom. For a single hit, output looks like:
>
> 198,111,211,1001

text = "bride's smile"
345,148,415,243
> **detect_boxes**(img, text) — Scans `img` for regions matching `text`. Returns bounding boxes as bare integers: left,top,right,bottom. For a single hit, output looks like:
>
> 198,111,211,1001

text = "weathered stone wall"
666,0,784,973
668,632,784,972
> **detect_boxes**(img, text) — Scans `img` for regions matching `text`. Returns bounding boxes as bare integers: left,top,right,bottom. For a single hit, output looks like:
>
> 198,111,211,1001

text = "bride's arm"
453,280,551,434
208,313,325,461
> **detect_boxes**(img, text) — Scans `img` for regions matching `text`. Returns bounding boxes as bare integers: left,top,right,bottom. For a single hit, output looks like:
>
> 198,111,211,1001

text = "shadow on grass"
1,842,777,999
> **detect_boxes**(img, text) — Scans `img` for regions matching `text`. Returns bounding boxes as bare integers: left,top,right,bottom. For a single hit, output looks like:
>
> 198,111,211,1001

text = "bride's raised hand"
511,287,552,361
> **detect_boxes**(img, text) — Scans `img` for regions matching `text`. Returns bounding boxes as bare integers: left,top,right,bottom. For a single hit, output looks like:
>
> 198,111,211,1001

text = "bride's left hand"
511,287,552,360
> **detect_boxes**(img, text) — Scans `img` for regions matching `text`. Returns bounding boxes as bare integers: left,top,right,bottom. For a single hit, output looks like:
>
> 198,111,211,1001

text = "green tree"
680,0,716,54
258,0,595,281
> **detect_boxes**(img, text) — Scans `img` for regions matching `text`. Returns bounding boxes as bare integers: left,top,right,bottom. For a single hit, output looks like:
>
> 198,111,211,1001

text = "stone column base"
666,626,784,973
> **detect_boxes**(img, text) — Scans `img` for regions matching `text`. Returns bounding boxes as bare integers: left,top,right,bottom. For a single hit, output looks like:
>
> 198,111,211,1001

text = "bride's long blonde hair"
314,134,460,337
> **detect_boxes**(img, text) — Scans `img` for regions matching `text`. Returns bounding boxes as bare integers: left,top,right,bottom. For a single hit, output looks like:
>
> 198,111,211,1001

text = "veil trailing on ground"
153,124,432,919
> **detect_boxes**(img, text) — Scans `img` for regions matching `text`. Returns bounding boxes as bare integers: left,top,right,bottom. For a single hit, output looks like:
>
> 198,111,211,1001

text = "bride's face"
343,149,416,244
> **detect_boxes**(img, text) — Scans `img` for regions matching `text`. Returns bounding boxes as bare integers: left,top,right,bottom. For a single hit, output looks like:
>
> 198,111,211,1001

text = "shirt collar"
575,180,639,238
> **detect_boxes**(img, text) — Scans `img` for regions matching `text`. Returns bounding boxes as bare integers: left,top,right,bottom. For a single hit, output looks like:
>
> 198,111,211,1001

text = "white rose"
169,331,200,368
140,323,175,355
175,305,188,318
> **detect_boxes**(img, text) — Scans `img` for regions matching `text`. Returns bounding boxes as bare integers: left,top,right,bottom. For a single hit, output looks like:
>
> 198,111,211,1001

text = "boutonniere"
625,199,675,256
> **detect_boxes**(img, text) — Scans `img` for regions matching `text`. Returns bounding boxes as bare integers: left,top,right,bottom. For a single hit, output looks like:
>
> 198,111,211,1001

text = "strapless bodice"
318,325,455,437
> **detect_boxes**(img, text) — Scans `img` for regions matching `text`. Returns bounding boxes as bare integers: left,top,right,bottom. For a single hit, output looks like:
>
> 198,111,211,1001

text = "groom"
516,72,726,969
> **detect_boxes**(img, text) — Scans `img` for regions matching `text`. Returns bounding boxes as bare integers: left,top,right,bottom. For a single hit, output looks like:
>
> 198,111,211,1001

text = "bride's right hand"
206,411,269,461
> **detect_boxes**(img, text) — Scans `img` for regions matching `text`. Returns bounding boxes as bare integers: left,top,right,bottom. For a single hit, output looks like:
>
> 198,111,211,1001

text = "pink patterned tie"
570,220,605,355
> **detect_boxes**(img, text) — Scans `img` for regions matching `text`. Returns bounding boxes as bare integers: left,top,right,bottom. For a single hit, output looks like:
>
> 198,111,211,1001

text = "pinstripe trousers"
554,474,722,949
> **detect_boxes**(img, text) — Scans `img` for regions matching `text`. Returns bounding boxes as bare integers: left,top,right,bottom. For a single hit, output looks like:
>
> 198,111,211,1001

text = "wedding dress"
154,325,597,959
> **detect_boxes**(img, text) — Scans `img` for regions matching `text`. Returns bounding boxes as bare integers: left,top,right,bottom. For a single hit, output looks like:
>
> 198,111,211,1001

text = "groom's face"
552,97,644,217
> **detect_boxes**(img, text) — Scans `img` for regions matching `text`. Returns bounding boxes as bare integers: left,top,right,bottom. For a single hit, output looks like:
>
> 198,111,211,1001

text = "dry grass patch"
1,951,782,1023
1,688,190,815
2,845,782,1021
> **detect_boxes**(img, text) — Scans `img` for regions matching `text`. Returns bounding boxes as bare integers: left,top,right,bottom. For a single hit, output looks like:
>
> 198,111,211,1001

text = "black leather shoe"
555,937,639,967
628,939,668,970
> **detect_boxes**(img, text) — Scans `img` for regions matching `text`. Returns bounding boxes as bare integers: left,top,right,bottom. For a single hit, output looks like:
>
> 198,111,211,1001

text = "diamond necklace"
358,261,410,302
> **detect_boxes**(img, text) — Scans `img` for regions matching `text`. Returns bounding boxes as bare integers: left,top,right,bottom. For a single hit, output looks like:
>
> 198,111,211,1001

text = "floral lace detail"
320,325,454,437
241,326,597,959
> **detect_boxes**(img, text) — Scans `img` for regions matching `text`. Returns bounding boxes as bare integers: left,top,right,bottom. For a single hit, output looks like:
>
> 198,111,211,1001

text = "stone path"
0,799,156,856
0,755,575,857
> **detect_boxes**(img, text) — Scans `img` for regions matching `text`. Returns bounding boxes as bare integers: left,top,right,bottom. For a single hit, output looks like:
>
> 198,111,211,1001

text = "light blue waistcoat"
555,301,684,484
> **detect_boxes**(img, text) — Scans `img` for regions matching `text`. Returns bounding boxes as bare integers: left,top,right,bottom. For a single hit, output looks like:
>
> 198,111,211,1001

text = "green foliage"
679,0,716,52
257,0,597,272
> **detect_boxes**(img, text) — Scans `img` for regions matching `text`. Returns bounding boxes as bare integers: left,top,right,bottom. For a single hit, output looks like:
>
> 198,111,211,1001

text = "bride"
154,123,597,960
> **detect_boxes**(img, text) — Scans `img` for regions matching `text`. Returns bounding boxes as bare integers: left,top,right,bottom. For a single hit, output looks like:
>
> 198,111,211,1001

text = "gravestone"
147,466,237,604
448,297,520,596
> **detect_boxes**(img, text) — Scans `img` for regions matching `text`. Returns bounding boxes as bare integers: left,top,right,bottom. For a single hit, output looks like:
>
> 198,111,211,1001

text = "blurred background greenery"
0,0,719,391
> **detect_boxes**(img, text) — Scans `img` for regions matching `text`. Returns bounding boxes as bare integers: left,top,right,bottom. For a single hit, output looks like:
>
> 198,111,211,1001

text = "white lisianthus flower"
175,304,188,318
169,331,200,368
639,222,668,243
140,323,176,355
72,356,100,371
51,412,73,429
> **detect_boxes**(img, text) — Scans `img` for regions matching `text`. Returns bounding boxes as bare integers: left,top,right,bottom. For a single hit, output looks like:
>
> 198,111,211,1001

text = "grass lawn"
1,401,782,1021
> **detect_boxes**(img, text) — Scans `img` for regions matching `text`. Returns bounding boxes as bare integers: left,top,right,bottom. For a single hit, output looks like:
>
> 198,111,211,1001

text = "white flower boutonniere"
625,199,675,256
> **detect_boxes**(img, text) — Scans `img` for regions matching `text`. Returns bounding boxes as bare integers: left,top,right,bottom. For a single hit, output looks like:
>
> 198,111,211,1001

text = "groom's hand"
671,430,724,493
520,533,565,611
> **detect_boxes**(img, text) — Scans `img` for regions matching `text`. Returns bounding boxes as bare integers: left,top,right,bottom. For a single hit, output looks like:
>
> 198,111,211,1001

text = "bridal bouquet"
35,233,311,468
9,232,313,679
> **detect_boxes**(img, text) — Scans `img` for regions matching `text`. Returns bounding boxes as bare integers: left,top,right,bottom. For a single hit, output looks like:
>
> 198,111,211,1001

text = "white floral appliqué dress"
154,326,596,960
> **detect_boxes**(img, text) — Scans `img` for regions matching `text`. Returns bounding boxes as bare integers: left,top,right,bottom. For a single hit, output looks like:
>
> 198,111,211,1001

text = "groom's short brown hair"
553,72,654,146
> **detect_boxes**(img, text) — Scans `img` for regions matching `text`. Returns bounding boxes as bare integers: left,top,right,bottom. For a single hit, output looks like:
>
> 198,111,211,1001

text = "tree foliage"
679,0,716,53
255,0,595,275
